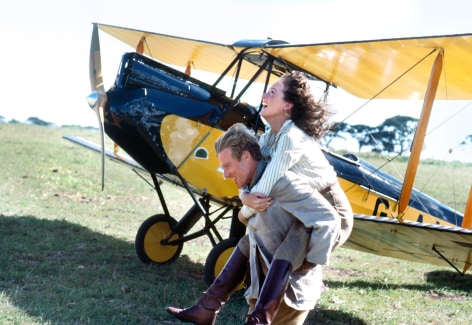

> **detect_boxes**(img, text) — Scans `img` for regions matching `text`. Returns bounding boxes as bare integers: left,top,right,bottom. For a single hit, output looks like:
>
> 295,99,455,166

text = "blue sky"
0,0,471,161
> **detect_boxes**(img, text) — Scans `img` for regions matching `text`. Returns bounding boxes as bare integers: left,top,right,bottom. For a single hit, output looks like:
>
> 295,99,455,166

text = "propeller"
87,23,107,190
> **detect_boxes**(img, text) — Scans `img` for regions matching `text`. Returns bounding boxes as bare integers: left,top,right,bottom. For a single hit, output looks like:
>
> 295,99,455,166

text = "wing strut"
432,245,467,275
398,49,444,216
462,185,472,229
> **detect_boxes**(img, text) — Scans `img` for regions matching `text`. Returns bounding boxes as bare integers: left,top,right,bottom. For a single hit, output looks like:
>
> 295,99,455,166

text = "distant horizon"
3,114,470,164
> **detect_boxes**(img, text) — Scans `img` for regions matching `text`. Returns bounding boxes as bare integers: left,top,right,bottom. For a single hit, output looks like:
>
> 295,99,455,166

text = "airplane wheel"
204,237,245,290
135,214,183,265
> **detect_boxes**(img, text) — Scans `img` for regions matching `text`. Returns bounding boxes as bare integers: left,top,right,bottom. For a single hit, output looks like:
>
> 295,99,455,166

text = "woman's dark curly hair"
281,71,333,140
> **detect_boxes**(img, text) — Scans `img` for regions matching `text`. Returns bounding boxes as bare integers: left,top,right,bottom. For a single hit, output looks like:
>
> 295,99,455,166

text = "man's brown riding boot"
244,259,292,325
166,247,247,325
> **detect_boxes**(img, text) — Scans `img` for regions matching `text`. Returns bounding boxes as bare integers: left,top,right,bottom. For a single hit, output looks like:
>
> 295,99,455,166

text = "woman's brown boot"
244,259,292,325
166,247,247,325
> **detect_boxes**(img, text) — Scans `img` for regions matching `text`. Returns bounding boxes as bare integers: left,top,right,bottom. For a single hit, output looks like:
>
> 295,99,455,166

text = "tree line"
324,115,419,155
1,115,470,157
325,115,472,156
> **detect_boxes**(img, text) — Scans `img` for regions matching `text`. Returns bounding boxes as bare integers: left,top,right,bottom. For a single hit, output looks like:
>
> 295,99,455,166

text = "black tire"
204,237,244,289
135,214,183,265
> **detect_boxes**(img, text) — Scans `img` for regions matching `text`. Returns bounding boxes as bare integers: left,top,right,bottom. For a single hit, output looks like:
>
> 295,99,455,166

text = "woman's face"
260,79,289,119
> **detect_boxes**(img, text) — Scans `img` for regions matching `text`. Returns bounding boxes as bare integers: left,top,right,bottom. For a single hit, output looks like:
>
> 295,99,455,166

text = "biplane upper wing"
263,34,472,100
98,23,265,81
346,215,472,274
99,23,472,100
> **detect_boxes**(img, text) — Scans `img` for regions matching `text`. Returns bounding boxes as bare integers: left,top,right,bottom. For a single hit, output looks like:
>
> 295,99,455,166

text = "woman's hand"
240,192,274,211
238,210,249,226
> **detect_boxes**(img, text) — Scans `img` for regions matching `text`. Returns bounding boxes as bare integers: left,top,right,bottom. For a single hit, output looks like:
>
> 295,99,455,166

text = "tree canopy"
326,115,419,155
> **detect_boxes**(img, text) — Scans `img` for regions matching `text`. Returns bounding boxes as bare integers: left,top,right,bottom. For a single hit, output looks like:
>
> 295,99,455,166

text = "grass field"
1,123,471,324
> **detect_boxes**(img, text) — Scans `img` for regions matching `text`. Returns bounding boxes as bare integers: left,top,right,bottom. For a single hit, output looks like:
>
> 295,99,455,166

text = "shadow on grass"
425,269,472,290
325,271,472,292
306,308,368,325
0,215,210,324
325,270,472,293
0,215,375,324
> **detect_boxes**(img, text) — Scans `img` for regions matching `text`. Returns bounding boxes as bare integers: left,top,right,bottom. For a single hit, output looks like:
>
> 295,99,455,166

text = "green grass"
1,123,471,324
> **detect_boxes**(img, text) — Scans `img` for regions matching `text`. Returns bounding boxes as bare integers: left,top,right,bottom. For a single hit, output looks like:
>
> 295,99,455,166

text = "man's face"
217,148,255,189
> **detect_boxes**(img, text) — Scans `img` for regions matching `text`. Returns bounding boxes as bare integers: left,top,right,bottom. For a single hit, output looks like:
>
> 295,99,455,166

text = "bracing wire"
426,101,472,136
332,48,440,131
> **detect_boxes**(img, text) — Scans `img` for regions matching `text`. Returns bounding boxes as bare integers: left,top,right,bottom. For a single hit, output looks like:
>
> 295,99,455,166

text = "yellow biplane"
65,23,472,285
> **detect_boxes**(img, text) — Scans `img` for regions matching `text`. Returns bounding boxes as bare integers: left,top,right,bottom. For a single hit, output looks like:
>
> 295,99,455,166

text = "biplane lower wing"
345,214,472,274
63,135,148,172
63,135,183,185
63,135,239,208
63,135,182,193
63,135,183,189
